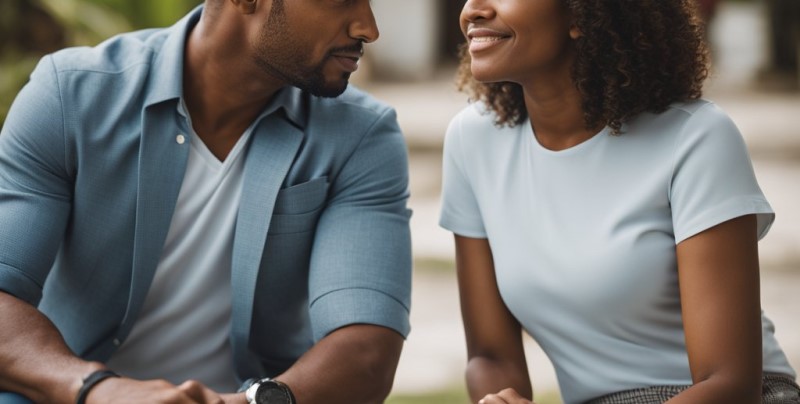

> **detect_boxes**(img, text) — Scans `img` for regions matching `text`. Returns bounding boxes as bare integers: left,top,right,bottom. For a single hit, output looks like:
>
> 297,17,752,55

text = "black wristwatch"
244,378,296,404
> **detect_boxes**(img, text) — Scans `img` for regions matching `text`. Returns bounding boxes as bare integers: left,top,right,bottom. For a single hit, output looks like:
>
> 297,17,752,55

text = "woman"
438,0,800,403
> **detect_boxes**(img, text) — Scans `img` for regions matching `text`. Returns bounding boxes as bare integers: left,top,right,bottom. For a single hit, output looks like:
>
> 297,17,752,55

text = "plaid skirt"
587,373,800,404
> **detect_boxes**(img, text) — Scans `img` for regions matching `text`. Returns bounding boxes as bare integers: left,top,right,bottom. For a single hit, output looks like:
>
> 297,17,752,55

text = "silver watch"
245,378,296,404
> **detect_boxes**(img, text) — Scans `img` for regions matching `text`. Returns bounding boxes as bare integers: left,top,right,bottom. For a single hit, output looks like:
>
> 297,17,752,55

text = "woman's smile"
467,27,511,53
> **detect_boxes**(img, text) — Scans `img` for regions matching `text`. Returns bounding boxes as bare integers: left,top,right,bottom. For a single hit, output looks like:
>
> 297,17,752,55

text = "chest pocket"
268,176,329,234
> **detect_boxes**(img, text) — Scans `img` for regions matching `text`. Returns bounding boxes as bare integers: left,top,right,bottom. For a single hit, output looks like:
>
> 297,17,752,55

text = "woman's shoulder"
450,102,497,129
667,99,742,144
662,98,740,129
626,98,738,140
447,102,524,142
443,102,529,166
666,98,728,120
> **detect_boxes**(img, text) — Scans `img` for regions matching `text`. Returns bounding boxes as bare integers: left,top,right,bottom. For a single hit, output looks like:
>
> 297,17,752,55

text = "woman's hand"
478,387,535,404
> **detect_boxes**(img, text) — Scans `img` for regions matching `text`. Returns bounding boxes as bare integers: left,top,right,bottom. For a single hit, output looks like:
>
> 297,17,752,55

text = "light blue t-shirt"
439,100,795,404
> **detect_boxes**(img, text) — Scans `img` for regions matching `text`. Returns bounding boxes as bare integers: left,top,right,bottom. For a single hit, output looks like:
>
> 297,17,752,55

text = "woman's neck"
522,76,599,151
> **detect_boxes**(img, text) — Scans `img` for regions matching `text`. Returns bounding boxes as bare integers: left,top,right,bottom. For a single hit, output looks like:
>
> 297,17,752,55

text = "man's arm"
259,106,412,404
270,325,403,403
0,291,103,403
0,55,224,404
0,54,93,404
0,292,228,404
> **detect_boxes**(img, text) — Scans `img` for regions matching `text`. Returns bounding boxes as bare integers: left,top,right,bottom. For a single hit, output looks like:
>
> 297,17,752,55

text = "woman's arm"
667,214,763,404
455,235,533,403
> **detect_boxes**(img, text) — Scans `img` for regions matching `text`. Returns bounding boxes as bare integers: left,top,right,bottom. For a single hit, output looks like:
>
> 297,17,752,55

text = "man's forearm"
0,291,103,404
274,324,404,404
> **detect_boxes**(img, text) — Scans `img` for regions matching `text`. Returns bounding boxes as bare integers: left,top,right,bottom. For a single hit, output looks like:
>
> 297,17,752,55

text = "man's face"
252,0,379,98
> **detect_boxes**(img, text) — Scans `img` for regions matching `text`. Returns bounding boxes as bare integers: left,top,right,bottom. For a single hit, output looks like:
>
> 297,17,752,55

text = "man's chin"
306,80,349,98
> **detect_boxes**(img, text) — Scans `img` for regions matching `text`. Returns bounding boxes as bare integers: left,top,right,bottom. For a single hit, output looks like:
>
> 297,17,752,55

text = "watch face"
255,381,293,404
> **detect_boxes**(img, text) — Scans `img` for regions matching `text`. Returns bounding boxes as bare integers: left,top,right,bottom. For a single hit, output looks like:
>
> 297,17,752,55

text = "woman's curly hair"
456,0,710,134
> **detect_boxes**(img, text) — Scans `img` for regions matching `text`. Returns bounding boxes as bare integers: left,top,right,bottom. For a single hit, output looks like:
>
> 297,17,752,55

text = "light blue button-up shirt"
0,7,412,399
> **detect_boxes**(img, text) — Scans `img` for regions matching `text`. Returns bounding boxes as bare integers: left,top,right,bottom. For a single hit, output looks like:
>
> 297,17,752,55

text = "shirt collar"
145,5,307,130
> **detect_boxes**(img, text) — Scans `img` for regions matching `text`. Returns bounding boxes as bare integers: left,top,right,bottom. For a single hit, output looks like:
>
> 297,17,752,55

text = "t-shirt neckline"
526,118,610,156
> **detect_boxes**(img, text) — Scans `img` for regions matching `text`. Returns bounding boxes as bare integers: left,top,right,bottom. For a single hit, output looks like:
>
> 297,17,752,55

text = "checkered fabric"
587,373,800,404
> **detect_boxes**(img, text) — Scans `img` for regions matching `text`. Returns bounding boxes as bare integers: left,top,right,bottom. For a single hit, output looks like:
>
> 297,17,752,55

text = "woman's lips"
468,35,509,53
466,27,511,53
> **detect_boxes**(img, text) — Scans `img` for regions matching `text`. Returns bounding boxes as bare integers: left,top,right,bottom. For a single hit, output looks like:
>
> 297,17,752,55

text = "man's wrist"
64,362,107,404
242,378,295,404
74,368,120,404
238,378,259,393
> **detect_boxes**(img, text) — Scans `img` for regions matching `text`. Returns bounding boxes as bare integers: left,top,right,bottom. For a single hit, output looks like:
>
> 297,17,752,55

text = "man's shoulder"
288,85,405,163
307,85,395,121
48,27,169,77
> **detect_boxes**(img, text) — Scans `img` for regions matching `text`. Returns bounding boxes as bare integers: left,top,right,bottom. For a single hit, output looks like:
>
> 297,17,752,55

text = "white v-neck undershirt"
107,102,254,392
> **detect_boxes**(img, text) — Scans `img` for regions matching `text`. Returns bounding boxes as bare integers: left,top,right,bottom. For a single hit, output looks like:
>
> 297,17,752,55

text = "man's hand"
478,388,536,404
86,377,226,404
221,392,248,404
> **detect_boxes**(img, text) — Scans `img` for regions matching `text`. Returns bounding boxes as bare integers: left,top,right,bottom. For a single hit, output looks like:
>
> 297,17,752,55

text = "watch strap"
75,369,120,404
239,378,259,393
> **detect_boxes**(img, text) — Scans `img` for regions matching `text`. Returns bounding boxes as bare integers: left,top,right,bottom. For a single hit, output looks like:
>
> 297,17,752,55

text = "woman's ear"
231,0,257,14
569,23,582,40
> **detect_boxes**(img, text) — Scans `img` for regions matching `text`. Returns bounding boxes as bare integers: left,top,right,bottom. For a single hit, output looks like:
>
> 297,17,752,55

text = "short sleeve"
0,55,72,305
439,112,487,238
669,103,774,243
308,108,412,341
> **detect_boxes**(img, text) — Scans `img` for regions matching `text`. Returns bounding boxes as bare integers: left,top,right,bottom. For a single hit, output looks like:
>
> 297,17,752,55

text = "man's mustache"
328,42,365,57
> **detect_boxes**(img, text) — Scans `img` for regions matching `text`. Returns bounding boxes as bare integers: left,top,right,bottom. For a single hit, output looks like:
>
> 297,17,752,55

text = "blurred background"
1,0,798,403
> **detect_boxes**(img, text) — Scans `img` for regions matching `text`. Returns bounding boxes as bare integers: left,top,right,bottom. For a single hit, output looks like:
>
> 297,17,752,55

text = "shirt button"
176,134,186,145
113,338,121,346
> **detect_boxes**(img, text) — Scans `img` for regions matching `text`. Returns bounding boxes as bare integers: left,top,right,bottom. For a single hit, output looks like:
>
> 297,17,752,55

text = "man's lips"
332,54,360,73
330,45,364,73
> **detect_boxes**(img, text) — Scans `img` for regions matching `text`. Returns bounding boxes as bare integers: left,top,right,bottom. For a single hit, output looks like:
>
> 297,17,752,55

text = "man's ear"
231,0,257,14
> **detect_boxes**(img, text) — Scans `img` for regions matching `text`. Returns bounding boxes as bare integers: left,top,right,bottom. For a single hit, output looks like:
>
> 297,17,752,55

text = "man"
0,0,412,402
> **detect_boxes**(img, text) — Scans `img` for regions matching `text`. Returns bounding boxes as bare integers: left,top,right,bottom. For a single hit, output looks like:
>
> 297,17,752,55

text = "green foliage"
75,0,203,31
0,0,200,126
37,0,132,45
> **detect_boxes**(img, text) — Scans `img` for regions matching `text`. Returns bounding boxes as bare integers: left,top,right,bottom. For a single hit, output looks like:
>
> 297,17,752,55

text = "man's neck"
181,13,283,160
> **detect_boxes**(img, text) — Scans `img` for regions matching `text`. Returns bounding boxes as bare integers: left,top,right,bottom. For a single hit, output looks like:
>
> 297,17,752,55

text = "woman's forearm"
665,374,761,404
465,356,533,403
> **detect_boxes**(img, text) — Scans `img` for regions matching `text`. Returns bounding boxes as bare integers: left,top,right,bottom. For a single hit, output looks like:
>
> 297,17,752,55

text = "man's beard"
252,1,353,98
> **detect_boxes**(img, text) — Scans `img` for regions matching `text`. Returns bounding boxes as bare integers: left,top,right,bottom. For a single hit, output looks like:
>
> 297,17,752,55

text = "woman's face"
460,0,576,85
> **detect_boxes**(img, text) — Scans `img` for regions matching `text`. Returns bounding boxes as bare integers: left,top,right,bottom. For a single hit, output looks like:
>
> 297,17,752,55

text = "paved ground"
362,2,800,399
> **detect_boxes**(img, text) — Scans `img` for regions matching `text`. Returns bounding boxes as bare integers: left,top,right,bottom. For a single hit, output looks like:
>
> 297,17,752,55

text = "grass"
386,388,468,404
386,386,563,404
413,257,455,274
